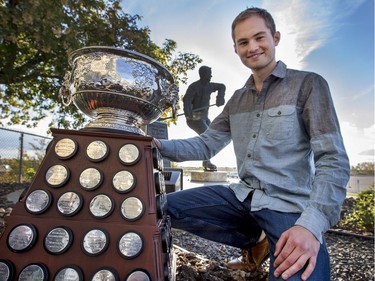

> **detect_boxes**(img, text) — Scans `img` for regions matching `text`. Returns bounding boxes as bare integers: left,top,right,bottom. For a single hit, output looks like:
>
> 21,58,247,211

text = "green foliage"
0,158,20,183
351,162,375,176
344,187,375,233
0,0,201,129
0,157,43,183
0,136,49,183
25,167,36,181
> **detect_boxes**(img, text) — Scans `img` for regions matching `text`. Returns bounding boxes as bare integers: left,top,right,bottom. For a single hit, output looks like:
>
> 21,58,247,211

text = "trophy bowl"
59,46,179,135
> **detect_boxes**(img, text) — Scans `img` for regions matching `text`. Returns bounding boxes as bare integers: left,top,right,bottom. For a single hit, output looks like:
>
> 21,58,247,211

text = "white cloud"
340,122,375,165
262,0,367,69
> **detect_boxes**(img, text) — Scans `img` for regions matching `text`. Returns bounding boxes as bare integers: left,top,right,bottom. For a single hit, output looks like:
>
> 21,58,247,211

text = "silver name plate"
91,268,118,281
82,229,108,256
7,224,37,252
55,138,78,159
44,227,73,254
118,232,143,259
120,197,144,221
25,189,52,214
57,191,83,216
45,164,70,187
112,170,136,193
86,140,109,162
79,168,103,190
18,263,48,281
119,143,140,165
89,194,114,218
54,265,83,281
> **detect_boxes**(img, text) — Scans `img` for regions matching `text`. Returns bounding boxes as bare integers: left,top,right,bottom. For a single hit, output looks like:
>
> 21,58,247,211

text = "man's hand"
273,225,320,280
216,97,225,106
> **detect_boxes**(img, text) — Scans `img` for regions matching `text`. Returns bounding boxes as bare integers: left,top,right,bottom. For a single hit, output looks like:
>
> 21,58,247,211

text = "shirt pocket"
264,106,295,140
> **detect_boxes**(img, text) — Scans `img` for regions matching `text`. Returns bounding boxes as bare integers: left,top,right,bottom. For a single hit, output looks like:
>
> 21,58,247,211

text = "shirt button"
247,154,251,158
252,134,256,138
256,113,260,117
278,111,282,115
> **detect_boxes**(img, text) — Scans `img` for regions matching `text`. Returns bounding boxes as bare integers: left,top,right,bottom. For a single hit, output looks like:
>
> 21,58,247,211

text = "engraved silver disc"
127,270,150,281
7,224,37,252
112,170,135,193
86,140,109,162
118,232,143,259
0,259,14,281
120,197,144,221
18,264,48,281
55,138,78,159
82,229,108,256
89,194,114,218
54,265,83,281
79,168,103,190
119,143,140,165
44,227,72,254
25,189,51,214
57,191,83,216
45,164,69,187
91,268,118,281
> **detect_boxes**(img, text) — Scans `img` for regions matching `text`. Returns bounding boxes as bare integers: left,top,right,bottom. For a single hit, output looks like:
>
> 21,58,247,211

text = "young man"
183,66,226,171
156,7,349,280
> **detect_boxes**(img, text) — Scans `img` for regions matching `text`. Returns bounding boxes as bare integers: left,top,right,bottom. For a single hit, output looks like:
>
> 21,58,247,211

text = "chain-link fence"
0,128,52,184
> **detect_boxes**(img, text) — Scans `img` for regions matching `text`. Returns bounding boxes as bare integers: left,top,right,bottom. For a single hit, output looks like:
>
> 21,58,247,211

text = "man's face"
233,15,280,72
200,69,212,83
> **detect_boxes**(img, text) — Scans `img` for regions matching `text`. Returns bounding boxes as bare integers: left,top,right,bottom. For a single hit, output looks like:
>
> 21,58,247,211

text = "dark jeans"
167,185,330,280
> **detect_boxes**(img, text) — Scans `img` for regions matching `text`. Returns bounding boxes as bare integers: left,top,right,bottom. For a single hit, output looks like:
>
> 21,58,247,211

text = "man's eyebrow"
253,31,267,37
236,31,268,43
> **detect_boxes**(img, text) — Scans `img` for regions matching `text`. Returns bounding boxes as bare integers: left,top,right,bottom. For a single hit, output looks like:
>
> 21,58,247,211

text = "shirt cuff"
295,206,330,243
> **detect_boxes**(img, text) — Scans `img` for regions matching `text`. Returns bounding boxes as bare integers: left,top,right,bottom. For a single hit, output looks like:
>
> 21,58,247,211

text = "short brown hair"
231,7,276,42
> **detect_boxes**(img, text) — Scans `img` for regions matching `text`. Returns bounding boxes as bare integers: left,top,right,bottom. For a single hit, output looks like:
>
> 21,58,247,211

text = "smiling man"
156,7,350,280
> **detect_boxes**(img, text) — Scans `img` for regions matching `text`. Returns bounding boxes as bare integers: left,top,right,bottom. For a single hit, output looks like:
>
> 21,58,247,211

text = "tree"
351,162,375,176
0,0,201,129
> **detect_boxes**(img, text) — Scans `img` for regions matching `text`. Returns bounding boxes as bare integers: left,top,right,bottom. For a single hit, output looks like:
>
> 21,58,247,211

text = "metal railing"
0,127,52,183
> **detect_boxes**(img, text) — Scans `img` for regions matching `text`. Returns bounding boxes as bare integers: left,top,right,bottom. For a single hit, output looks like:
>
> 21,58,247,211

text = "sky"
121,0,375,168
8,0,375,168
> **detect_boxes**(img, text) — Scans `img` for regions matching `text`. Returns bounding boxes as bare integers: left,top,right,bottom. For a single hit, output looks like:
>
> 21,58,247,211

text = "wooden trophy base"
0,128,174,281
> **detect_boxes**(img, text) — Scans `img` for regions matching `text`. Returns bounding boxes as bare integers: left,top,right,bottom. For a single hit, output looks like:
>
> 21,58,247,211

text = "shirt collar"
273,60,287,78
244,60,287,89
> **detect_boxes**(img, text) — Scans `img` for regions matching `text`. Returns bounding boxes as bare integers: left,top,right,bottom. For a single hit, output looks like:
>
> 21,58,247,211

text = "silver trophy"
59,46,179,135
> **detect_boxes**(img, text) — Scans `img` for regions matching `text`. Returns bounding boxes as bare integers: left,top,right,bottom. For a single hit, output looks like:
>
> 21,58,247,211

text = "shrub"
343,186,374,233
25,168,36,182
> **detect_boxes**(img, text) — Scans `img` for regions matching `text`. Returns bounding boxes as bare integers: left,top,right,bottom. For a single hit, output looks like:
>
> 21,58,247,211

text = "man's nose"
248,40,259,52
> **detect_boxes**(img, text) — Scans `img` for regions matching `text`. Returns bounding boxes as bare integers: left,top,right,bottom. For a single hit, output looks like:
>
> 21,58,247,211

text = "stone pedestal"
190,171,227,182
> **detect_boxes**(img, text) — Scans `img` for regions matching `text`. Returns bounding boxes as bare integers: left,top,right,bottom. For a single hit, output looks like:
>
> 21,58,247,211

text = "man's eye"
256,36,264,41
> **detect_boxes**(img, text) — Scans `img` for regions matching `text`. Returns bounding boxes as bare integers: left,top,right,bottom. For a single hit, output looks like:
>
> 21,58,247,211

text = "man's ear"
233,44,238,54
274,31,281,46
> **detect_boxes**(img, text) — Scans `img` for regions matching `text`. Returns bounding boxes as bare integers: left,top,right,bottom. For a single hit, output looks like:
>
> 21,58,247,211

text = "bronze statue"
183,66,226,171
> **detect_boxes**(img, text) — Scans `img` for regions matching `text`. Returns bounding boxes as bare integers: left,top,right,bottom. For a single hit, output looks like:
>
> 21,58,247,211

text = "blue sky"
9,0,374,168
120,0,374,167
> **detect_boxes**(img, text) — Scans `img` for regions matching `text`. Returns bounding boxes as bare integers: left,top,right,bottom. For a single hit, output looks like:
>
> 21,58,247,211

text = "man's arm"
182,84,196,118
211,82,226,106
273,74,350,280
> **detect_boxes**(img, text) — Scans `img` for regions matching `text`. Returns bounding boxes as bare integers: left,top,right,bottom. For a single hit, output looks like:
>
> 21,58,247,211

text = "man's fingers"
301,257,317,281
276,253,311,280
273,231,288,258
273,248,301,278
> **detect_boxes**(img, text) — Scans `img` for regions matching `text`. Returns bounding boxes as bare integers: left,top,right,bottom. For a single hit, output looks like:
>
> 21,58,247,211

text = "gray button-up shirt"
159,61,350,242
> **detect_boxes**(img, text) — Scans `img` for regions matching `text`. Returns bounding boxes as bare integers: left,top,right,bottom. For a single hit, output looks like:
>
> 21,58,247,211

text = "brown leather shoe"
226,238,269,272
